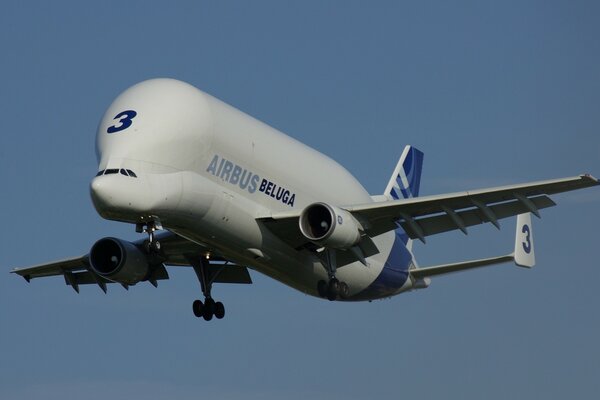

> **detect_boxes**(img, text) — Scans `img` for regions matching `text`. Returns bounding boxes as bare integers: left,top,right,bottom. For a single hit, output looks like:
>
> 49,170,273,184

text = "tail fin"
384,146,424,251
384,145,424,200
514,213,535,268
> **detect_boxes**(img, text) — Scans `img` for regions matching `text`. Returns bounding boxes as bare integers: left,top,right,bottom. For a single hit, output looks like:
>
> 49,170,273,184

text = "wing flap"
63,271,111,287
399,195,555,239
348,175,598,221
209,264,253,284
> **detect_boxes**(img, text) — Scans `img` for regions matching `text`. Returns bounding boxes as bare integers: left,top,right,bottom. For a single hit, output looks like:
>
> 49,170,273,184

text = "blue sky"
1,1,599,399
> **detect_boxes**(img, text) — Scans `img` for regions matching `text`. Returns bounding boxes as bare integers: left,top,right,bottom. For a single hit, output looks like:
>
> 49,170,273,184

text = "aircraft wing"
11,231,252,292
261,174,599,246
11,256,89,281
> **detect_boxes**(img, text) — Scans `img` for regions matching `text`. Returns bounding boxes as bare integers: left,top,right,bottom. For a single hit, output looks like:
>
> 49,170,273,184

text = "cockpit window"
94,169,138,178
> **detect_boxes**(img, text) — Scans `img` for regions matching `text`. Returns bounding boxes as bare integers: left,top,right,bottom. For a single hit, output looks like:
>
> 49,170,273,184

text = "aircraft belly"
167,188,392,299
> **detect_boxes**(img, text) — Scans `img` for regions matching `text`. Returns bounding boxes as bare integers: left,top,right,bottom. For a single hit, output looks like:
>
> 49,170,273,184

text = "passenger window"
126,169,137,178
105,169,119,175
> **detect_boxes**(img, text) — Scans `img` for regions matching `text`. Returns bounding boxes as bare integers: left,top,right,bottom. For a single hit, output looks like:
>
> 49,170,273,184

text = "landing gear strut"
137,220,161,254
317,249,350,301
191,258,225,321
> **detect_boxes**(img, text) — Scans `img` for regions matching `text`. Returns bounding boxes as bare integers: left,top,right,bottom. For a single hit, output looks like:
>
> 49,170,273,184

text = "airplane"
11,78,599,322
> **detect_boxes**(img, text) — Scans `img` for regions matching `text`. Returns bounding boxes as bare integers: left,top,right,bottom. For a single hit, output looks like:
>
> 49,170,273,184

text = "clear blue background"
1,1,599,399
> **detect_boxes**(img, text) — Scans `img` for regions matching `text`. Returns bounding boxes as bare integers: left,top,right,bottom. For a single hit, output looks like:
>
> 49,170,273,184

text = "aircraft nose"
90,174,142,221
89,172,156,222
90,176,113,209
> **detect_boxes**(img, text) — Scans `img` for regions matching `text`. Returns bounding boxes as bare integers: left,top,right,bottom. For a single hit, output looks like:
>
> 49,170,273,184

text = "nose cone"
90,176,125,219
90,171,183,224
90,176,112,211
90,175,148,222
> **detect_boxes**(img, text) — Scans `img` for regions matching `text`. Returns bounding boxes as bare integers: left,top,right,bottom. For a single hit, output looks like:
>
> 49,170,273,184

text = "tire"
327,279,339,301
317,280,328,298
202,310,213,321
339,282,349,299
203,298,215,321
214,302,225,319
192,299,203,318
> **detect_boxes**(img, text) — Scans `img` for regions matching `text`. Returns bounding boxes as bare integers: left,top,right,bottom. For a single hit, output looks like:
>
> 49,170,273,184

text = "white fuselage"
90,79,415,299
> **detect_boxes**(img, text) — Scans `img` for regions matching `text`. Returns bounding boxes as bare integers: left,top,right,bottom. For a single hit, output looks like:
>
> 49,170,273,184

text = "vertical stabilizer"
383,146,424,251
384,145,424,200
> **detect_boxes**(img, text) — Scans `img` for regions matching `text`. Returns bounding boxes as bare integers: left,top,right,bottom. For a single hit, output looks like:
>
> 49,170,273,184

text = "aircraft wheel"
214,302,225,319
202,308,214,321
339,282,349,299
192,299,203,318
203,298,215,321
144,240,161,254
327,278,339,301
317,280,328,298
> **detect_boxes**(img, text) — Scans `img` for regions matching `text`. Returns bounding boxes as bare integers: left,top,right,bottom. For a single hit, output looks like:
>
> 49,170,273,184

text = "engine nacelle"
299,202,362,249
89,237,149,285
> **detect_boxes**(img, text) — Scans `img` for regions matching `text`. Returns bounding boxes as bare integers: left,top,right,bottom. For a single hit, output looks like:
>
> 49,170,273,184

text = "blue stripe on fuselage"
350,230,412,301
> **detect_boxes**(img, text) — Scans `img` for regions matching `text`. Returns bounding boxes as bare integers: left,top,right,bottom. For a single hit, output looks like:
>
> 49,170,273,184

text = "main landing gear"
191,258,225,321
316,249,350,301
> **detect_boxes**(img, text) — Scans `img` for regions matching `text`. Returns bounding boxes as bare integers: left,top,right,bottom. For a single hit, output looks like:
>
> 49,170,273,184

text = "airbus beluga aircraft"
12,78,599,322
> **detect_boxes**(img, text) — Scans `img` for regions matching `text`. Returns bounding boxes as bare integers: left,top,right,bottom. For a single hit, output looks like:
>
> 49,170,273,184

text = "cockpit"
95,169,138,178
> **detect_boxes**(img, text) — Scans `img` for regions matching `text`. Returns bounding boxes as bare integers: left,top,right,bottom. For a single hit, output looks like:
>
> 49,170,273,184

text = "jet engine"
299,202,362,249
89,237,149,284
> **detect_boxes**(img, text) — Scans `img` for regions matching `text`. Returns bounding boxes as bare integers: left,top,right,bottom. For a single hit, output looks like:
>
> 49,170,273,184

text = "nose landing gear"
137,220,162,254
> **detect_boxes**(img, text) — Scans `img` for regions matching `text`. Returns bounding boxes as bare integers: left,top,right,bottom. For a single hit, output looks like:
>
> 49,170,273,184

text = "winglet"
514,213,535,268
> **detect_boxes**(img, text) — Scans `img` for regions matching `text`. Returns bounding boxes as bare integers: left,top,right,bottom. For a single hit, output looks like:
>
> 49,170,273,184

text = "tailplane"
409,213,536,279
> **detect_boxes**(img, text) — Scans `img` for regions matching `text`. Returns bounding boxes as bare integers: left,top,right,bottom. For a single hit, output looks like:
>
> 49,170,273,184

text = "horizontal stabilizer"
410,212,537,279
410,254,514,278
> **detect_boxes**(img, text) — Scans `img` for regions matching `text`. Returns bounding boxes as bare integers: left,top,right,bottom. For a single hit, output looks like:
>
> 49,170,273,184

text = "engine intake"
299,202,362,249
89,237,149,284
